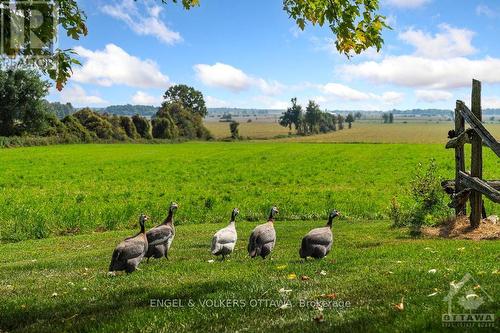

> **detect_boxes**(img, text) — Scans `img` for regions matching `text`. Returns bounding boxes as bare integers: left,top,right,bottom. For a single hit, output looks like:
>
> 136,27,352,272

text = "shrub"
119,116,140,139
108,115,129,141
157,102,211,140
132,114,152,139
389,159,451,234
152,117,178,139
229,121,240,139
73,108,115,139
62,115,95,142
42,114,68,137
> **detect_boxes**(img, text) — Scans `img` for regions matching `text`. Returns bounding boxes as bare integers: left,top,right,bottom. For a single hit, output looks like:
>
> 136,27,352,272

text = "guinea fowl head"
327,210,341,227
139,214,149,231
169,202,179,213
268,206,279,221
231,208,240,222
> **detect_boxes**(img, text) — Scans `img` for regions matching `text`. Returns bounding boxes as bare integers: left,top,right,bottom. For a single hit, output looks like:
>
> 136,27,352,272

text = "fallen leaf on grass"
287,273,297,280
301,275,310,281
320,293,336,299
313,312,324,323
427,292,439,297
276,265,287,270
51,292,58,298
278,288,292,293
457,247,465,251
393,297,404,311
428,269,437,274
207,260,215,263
318,270,327,276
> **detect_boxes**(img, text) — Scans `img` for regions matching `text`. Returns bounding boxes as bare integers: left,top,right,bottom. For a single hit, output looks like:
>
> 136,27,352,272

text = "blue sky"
48,0,500,111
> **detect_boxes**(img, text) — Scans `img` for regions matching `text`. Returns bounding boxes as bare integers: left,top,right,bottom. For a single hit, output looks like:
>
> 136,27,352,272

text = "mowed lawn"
205,121,500,143
0,142,499,241
0,220,499,332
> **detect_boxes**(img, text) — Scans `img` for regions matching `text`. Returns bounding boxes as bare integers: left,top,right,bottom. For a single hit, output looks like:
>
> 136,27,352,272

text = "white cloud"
380,91,405,104
194,63,251,92
384,0,430,8
102,0,182,45
131,91,162,105
317,83,404,105
205,95,230,108
320,83,370,101
341,55,500,89
483,97,500,108
476,5,498,18
399,24,476,59
58,84,108,106
415,90,453,102
194,63,285,95
73,44,170,89
256,79,286,96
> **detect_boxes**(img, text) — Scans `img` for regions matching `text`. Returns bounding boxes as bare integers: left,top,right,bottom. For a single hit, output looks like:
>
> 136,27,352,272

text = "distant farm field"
0,143,499,242
205,120,500,143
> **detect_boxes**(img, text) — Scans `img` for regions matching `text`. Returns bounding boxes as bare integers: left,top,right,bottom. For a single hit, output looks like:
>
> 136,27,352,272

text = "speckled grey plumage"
299,210,340,259
248,207,278,259
109,215,148,273
145,202,177,261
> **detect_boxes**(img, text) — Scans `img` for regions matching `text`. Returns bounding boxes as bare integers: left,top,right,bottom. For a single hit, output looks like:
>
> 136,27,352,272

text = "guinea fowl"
248,206,279,259
211,208,239,260
108,214,149,274
145,202,178,261
299,210,340,260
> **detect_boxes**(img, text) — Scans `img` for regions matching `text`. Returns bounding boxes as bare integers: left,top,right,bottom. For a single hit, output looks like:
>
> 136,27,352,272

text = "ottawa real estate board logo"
1,1,58,62
442,273,495,328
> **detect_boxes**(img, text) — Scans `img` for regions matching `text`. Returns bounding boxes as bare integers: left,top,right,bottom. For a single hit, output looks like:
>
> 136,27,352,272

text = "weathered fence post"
470,79,482,227
454,101,466,216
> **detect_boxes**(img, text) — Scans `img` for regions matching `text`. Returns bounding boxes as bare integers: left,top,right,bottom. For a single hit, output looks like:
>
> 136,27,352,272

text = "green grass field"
1,220,499,332
1,143,499,242
0,142,499,332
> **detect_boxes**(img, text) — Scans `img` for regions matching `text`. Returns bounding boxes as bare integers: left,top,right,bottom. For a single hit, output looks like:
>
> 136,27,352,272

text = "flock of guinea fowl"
109,202,341,274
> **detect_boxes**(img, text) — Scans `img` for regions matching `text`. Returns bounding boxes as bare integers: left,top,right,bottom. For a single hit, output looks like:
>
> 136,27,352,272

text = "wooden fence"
442,79,500,227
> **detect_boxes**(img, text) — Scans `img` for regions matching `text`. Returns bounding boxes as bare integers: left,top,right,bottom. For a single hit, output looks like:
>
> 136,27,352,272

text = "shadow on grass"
1,280,234,332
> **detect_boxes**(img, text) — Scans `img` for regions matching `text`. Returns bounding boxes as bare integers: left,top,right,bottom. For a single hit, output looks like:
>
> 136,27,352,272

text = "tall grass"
0,143,498,241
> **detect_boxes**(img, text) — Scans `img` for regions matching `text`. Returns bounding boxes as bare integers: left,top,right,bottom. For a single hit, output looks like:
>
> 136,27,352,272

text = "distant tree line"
279,98,355,135
0,69,212,144
382,112,394,123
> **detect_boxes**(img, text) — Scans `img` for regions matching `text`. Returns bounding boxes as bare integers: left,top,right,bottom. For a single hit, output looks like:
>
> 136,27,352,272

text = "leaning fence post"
470,79,482,227
454,101,466,216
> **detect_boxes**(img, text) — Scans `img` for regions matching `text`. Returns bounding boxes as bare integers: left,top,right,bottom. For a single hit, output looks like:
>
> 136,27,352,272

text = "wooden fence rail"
443,79,500,227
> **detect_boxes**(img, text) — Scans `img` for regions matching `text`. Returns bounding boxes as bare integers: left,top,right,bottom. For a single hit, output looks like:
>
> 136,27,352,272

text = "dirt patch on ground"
422,215,499,240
